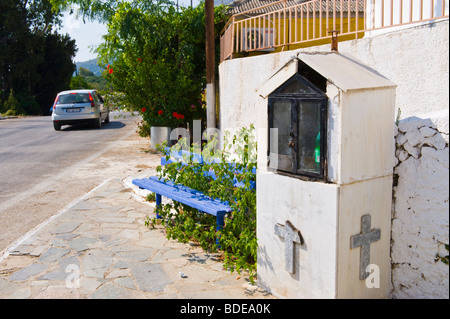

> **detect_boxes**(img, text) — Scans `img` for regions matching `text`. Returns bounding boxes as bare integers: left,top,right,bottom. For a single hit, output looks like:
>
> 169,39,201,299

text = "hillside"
75,59,102,76
72,59,108,90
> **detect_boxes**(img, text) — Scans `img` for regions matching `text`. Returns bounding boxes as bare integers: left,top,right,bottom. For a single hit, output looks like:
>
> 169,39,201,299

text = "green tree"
98,2,204,128
72,66,109,90
70,75,91,89
0,0,32,103
35,32,77,114
78,66,94,76
100,1,228,132
0,0,76,115
2,90,24,116
49,0,120,23
83,75,108,90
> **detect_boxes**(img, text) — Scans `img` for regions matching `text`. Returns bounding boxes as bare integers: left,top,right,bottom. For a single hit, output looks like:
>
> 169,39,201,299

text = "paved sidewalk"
0,177,275,299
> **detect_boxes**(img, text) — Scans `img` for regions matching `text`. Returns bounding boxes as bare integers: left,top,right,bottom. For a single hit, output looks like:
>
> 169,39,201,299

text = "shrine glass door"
268,73,327,179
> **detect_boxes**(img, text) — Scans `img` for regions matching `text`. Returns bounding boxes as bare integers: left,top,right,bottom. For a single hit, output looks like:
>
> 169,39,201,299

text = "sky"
59,0,203,63
59,12,107,63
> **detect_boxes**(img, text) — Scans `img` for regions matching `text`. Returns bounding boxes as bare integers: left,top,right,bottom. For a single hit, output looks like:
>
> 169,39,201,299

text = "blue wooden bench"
132,149,256,246
132,176,230,239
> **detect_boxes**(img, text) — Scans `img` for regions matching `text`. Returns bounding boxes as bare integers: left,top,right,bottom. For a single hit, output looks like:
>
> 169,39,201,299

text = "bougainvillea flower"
179,114,185,119
137,58,142,62
107,64,110,69
141,107,146,113
172,112,178,118
108,69,113,74
158,110,163,115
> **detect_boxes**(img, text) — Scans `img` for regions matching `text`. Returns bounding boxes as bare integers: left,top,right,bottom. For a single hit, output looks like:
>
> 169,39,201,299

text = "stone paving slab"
0,178,276,299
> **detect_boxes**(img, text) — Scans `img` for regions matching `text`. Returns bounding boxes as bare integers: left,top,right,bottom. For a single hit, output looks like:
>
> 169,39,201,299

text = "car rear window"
57,93,90,104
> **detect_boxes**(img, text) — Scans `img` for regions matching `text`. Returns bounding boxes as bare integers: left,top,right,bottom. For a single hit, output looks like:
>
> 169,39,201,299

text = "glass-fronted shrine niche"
268,73,327,179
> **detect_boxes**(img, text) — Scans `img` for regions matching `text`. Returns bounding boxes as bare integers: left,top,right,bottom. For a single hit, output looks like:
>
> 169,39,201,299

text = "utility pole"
205,0,216,130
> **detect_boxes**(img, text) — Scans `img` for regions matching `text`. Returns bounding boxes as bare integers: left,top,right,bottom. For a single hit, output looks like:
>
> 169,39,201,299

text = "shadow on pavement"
60,121,127,131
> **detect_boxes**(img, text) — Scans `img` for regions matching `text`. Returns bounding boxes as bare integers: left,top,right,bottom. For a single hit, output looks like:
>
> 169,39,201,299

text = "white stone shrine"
255,52,397,298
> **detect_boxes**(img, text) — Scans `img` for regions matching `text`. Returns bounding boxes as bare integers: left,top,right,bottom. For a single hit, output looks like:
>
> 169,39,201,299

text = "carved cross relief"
274,220,304,274
350,214,381,280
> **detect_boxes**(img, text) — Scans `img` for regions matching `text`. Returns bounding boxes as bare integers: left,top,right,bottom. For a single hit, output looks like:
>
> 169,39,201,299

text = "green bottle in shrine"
314,131,320,172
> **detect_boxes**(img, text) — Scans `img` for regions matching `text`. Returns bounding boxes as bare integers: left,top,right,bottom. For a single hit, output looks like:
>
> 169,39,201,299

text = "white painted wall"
257,172,339,299
337,175,394,298
219,19,449,298
339,89,397,184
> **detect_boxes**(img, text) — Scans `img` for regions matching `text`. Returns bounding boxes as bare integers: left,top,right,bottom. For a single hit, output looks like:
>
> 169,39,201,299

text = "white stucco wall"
219,19,449,298
219,51,298,131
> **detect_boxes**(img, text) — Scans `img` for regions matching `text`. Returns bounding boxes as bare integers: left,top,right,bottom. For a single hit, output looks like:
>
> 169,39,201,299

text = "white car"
52,89,109,130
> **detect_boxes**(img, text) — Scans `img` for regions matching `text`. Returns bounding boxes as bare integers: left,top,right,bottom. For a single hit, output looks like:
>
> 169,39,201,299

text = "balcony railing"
220,0,449,62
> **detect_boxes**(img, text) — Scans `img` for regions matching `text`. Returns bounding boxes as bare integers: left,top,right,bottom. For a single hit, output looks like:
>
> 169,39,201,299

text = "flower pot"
150,126,171,150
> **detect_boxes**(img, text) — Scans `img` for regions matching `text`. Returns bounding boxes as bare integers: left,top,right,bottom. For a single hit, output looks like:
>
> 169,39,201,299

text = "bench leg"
216,213,225,248
155,194,162,219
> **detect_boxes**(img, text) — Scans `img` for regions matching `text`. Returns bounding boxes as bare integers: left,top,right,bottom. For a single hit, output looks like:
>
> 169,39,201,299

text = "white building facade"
218,18,449,298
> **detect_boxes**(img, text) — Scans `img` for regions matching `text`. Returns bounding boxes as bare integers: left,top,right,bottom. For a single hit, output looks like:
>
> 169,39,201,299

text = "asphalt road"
0,112,152,253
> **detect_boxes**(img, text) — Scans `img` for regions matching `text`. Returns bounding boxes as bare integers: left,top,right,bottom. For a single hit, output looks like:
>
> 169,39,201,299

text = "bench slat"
148,176,230,206
132,178,231,216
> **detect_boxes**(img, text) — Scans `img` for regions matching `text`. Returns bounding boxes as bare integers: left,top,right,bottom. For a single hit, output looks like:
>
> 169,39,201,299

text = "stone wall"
392,112,449,298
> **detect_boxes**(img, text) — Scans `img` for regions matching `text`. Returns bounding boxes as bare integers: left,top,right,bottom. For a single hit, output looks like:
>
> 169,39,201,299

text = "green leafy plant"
2,90,22,116
146,192,156,202
435,243,449,265
147,125,258,282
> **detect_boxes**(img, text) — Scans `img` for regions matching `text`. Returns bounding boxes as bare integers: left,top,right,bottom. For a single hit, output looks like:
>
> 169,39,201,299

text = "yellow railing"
220,0,449,62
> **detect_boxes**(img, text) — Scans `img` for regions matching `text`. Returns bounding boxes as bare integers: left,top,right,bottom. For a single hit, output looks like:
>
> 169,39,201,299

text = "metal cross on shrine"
350,214,381,280
274,220,304,274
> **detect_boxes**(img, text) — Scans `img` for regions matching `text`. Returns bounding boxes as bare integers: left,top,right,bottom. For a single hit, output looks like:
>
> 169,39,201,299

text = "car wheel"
53,122,61,131
93,116,102,129
105,112,110,123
